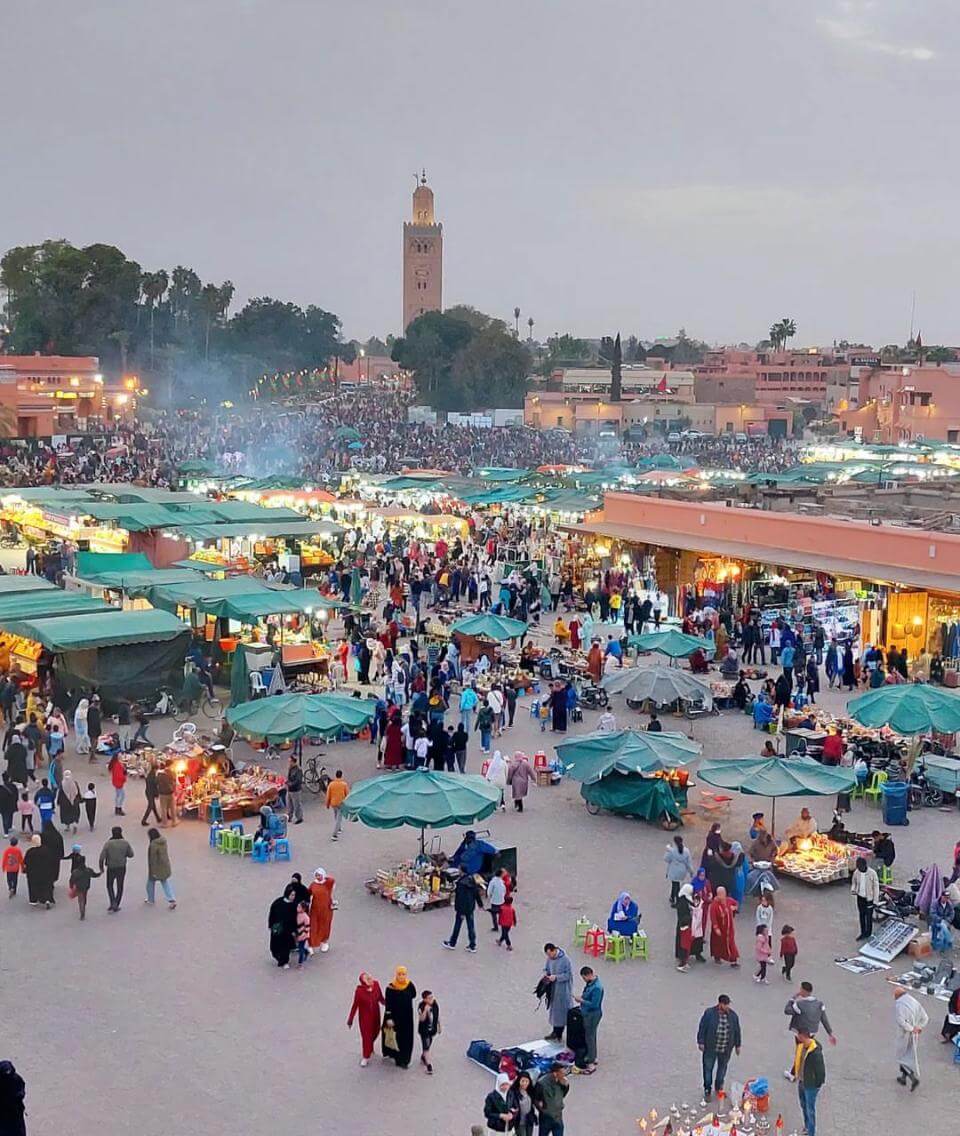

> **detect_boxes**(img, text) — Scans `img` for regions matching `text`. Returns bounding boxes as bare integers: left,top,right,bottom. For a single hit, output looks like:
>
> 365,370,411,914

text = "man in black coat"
697,994,742,1103
442,870,483,953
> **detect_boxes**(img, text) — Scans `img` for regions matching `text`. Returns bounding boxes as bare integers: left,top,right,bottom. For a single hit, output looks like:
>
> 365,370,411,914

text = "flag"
656,375,668,394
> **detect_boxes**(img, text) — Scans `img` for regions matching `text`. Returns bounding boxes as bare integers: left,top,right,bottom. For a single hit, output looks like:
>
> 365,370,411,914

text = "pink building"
695,347,851,406
841,364,960,443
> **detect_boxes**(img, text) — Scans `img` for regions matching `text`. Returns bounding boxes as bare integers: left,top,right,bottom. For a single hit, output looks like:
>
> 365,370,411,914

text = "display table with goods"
634,1083,782,1135
774,833,866,885
183,766,283,821
364,856,457,912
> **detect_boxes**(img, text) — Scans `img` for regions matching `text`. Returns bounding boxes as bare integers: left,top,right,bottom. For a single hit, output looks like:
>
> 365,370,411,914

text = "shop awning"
0,576,57,595
75,551,154,578
140,576,273,610
0,609,188,651
450,613,529,641
76,502,190,531
174,519,344,540
556,728,701,783
197,588,344,622
83,568,205,591
0,591,114,621
1,488,98,505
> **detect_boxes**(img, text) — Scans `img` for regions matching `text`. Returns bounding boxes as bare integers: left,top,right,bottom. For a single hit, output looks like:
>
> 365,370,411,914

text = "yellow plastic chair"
864,771,887,806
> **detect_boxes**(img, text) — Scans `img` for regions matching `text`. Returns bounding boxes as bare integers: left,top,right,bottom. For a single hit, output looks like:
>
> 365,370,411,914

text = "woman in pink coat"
508,752,533,813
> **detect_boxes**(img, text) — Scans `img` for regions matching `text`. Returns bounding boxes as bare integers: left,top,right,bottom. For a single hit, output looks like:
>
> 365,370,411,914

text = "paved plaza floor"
5,679,954,1134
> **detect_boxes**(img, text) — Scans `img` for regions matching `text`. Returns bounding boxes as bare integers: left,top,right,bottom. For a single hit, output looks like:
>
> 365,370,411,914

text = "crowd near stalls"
6,392,960,1133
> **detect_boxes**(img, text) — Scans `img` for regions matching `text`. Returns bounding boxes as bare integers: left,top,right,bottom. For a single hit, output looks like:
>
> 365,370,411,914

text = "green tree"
392,308,529,410
141,269,168,365
768,317,797,351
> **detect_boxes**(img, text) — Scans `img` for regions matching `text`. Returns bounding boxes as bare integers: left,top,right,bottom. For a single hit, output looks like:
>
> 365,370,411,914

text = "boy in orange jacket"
3,835,24,897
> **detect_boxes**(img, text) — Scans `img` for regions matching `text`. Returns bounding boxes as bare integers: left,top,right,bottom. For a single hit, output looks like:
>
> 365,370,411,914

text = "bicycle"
179,689,223,722
302,753,330,794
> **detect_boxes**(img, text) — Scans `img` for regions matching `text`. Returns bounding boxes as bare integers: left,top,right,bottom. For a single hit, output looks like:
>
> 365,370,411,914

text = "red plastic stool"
533,751,548,771
583,927,607,957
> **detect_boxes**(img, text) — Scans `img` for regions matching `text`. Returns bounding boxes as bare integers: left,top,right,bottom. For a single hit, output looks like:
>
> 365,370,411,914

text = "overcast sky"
5,1,955,347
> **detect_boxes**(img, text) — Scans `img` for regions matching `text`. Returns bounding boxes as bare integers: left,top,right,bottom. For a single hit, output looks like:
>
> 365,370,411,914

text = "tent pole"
771,797,776,837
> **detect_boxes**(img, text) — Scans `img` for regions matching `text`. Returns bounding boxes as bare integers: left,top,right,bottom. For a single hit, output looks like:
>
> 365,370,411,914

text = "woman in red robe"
347,972,385,1066
709,885,739,966
383,714,404,769
308,868,336,951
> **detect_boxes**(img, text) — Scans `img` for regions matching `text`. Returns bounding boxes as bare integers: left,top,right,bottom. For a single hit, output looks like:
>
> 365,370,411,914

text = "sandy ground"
3,643,956,1135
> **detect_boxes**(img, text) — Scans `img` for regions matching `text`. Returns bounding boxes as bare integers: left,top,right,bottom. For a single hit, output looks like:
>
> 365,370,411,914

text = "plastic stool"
530,700,541,719
583,927,606,958
229,821,245,835
605,933,628,963
208,822,222,848
878,864,894,886
630,932,649,960
252,839,270,863
216,827,230,852
534,751,548,771
574,917,591,946
208,797,223,823
238,833,255,856
273,838,291,862
221,830,241,855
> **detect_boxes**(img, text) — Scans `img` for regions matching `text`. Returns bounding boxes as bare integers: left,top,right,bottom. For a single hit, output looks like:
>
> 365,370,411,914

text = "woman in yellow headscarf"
382,965,417,1068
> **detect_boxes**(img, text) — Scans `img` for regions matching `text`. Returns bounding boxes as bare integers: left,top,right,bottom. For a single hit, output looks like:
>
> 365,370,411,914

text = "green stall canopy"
341,769,501,833
580,774,681,822
0,609,188,651
601,665,714,708
0,591,114,622
556,728,701,783
75,551,154,578
450,613,529,641
847,684,960,735
0,576,57,595
630,629,715,660
226,692,376,742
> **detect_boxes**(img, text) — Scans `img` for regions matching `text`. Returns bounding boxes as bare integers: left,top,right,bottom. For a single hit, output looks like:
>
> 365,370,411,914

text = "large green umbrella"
847,684,960,735
556,728,700,784
230,646,250,706
630,629,715,660
450,613,529,641
177,459,217,474
697,755,856,832
601,664,713,708
341,769,501,850
334,425,361,441
226,692,375,743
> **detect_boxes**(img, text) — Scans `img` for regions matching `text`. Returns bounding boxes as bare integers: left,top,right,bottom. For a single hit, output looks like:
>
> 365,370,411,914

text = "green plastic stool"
631,933,649,960
238,833,255,857
574,917,591,946
220,830,241,855
216,828,230,853
605,933,629,963
878,863,893,886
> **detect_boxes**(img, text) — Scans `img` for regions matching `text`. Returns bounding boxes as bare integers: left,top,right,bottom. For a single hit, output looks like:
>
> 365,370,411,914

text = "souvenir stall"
341,770,502,914
450,613,528,668
775,832,867,885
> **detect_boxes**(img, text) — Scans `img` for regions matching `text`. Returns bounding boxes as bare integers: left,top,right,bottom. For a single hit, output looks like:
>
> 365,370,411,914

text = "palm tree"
769,317,797,351
110,329,130,374
527,316,534,341
514,307,521,337
141,270,168,366
200,280,234,360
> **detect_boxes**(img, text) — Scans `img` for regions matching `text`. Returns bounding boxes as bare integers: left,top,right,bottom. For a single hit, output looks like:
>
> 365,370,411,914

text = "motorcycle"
578,683,609,711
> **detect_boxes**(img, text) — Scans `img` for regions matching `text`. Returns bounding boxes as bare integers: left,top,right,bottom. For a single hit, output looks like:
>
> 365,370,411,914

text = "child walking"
417,990,441,1074
754,929,772,983
3,835,24,897
18,793,36,834
82,783,97,831
296,901,311,967
498,893,517,951
68,853,101,921
779,924,798,980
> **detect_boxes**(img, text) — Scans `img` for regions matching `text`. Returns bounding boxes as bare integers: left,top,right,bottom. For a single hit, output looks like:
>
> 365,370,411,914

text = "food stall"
775,832,867,885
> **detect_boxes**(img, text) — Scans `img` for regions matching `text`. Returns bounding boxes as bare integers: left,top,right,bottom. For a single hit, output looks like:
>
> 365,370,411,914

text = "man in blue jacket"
697,994,742,1103
576,966,604,1073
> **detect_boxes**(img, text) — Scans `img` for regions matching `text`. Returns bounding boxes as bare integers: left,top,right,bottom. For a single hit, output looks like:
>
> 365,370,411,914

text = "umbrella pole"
771,797,776,838
420,826,425,855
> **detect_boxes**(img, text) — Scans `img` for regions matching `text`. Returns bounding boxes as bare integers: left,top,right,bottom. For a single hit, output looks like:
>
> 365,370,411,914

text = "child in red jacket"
497,894,517,951
3,835,25,897
780,924,798,980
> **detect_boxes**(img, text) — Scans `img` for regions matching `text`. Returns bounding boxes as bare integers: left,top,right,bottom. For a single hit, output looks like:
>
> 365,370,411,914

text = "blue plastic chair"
229,821,244,835
252,839,270,863
208,797,223,823
208,823,222,848
273,838,291,862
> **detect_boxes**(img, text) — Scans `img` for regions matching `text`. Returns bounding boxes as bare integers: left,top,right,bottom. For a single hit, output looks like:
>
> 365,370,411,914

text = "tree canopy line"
0,239,349,404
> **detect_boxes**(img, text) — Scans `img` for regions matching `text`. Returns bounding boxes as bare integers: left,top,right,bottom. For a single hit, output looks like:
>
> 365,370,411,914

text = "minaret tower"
402,170,443,330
